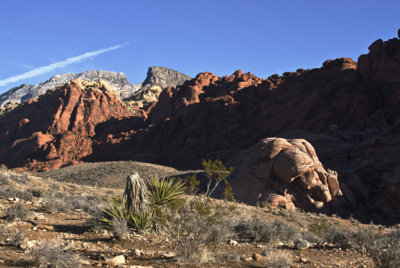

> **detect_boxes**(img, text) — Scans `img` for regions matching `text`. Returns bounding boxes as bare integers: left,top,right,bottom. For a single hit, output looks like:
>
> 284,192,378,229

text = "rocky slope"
0,67,192,107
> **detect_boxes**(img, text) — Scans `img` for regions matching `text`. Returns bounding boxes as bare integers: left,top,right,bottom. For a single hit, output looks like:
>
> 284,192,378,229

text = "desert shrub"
10,230,25,248
0,164,7,172
31,239,81,268
324,224,378,250
202,159,234,198
0,173,9,184
233,217,301,243
20,191,33,201
9,174,30,184
159,197,235,263
372,228,400,268
263,248,293,268
112,218,129,240
163,199,213,263
300,230,322,244
30,189,44,198
5,204,28,222
222,179,235,201
0,186,33,201
0,229,25,247
208,221,235,243
307,219,331,239
186,174,200,194
44,191,105,215
321,223,400,267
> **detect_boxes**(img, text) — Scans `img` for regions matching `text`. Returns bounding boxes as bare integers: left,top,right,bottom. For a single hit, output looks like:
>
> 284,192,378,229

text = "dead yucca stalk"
123,172,149,213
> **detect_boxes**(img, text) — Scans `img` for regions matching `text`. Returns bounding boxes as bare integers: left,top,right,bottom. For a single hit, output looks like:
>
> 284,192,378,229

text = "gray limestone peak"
0,67,192,107
142,66,192,89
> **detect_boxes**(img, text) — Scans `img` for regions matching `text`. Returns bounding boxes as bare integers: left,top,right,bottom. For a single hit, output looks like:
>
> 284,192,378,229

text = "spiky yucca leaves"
130,210,152,231
101,198,130,226
148,176,186,206
101,198,152,231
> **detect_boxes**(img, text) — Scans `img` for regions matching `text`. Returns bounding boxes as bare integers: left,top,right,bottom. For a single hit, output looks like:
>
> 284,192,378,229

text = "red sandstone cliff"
0,79,134,170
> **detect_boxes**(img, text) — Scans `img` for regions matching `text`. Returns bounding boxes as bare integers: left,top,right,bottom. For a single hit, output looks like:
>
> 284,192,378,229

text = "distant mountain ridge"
0,67,192,106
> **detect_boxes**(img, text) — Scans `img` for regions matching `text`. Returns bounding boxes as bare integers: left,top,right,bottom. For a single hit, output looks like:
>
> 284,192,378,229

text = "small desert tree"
202,159,234,198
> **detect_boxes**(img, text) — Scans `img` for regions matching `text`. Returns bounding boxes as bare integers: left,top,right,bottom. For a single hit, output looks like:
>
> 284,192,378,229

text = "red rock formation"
227,137,342,211
0,79,134,170
90,57,371,168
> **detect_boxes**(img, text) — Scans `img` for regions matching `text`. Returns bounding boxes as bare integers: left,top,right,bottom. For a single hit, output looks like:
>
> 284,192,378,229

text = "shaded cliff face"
0,79,134,170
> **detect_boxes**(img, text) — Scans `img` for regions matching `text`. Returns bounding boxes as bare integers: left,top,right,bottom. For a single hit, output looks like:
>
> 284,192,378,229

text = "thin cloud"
0,43,128,87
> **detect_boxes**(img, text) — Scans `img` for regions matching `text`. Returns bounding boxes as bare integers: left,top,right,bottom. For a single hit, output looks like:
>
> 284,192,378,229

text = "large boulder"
227,137,342,211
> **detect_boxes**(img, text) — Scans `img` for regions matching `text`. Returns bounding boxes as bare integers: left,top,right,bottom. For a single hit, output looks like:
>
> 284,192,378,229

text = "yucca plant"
147,176,186,206
130,210,152,231
101,198,130,226
102,198,152,231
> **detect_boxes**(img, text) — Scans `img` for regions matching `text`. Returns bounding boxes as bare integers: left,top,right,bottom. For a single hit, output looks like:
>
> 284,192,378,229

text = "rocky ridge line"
0,67,192,107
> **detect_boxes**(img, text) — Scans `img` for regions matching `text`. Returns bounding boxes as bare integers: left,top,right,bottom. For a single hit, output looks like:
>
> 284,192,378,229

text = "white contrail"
0,42,128,87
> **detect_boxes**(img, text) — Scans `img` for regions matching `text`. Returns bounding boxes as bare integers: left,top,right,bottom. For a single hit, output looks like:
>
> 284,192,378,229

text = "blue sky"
0,0,399,94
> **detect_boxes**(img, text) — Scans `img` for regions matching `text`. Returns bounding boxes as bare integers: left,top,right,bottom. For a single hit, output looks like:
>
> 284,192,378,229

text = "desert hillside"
0,167,392,267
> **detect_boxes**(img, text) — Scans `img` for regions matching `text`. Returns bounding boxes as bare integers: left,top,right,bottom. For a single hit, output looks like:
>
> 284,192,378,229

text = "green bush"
186,174,201,194
0,164,7,172
201,159,234,198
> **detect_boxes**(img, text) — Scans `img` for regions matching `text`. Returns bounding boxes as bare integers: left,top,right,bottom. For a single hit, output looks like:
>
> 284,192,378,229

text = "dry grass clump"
162,198,232,264
313,222,400,267
263,247,293,268
10,230,25,248
5,204,28,222
0,229,26,248
43,190,106,215
233,217,301,243
0,173,9,184
111,218,129,240
0,185,34,201
30,239,81,268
